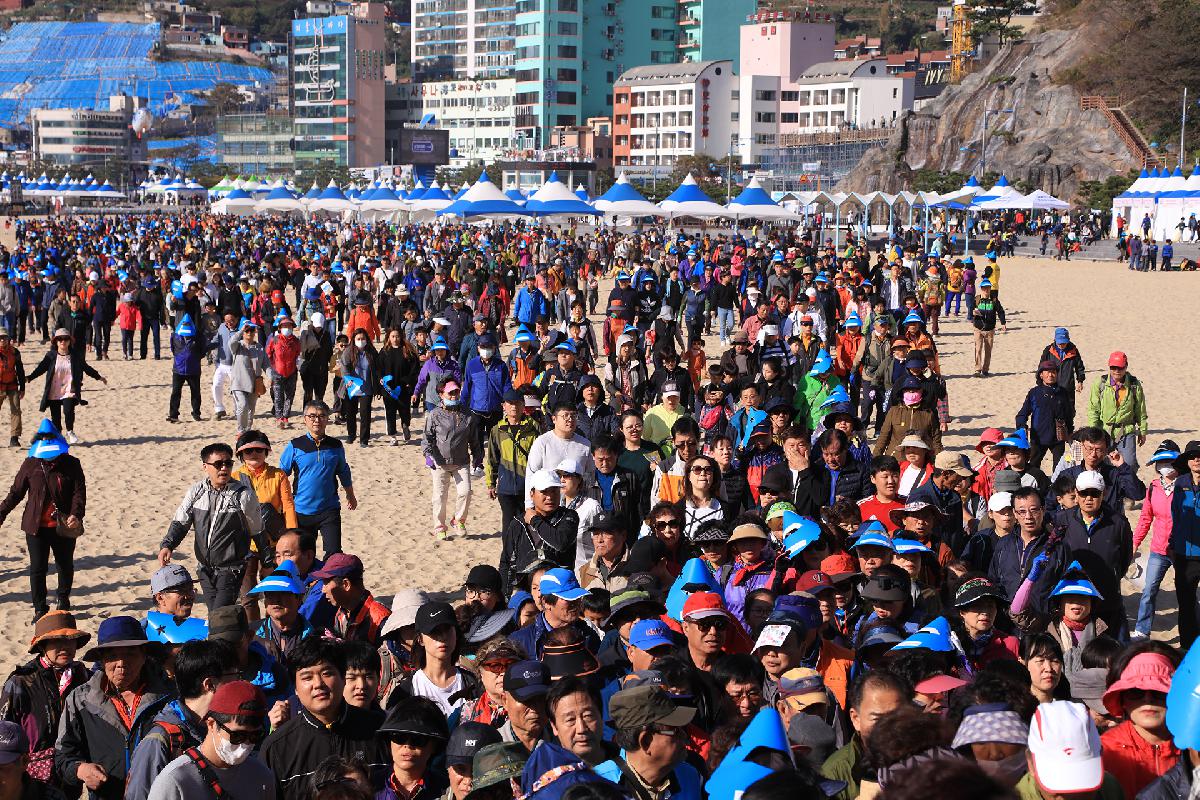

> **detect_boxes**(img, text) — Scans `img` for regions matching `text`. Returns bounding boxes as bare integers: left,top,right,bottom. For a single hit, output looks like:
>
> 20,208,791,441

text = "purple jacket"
413,355,461,406
722,548,776,633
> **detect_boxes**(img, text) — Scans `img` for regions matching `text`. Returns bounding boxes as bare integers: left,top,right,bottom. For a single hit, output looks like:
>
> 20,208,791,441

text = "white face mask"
479,348,495,360
214,734,254,766
354,339,367,349
1158,466,1178,479
280,327,294,337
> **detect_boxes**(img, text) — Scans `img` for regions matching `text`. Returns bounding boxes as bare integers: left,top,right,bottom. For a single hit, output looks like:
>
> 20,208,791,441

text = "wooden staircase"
1081,96,1163,169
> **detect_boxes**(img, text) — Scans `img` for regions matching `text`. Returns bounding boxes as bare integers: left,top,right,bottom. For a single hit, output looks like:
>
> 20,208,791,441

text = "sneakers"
65,431,79,444
470,466,485,480
214,410,227,421
403,426,411,443
453,519,467,537
389,435,400,446
433,525,448,541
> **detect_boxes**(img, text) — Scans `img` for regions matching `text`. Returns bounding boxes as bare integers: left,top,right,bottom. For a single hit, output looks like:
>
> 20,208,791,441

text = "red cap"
975,428,1004,453
796,571,835,594
1108,351,1128,368
309,553,364,581
682,591,729,621
819,554,859,582
208,680,267,718
914,674,968,695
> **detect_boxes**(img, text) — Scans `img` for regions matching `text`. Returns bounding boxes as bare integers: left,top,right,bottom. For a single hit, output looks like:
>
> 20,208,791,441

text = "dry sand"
0,251,1193,669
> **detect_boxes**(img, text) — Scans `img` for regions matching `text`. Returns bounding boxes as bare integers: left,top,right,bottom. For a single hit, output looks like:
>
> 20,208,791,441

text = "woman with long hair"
25,328,106,444
377,327,420,445
679,454,727,543
338,327,379,447
392,601,480,715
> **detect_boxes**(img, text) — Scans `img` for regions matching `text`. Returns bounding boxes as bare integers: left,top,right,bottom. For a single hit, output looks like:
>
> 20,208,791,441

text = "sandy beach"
0,251,1191,668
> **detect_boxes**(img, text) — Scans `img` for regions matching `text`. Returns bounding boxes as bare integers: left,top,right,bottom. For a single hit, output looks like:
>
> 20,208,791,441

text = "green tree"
1078,172,1137,210
201,83,247,117
967,0,1036,45
911,169,971,194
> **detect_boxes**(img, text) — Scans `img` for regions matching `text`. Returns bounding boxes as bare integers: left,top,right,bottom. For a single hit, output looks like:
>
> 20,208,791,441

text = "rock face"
838,28,1136,200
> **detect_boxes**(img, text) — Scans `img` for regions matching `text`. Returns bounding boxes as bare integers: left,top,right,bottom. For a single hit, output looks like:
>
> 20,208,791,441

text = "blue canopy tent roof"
524,171,599,216
438,171,533,218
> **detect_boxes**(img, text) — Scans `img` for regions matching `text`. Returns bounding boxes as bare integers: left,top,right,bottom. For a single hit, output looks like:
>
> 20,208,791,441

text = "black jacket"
1047,461,1146,516
1137,759,1192,800
26,348,103,413
1060,506,1133,628
762,462,823,517
577,401,618,444
814,459,871,505
499,507,581,594
907,480,967,556
260,705,388,800
585,466,646,536
1,658,90,781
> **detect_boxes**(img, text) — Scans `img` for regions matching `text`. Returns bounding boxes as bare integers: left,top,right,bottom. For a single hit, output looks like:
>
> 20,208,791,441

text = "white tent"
308,181,355,214
593,173,665,218
726,178,801,221
658,174,729,219
211,188,258,216
438,172,532,219
256,186,303,214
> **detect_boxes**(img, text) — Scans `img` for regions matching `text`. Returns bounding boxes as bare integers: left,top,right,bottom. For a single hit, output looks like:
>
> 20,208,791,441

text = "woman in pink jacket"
1132,441,1180,637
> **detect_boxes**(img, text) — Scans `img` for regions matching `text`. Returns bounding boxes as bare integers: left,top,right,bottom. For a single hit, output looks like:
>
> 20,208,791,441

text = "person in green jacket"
821,670,908,800
485,389,542,536
1087,351,1148,469
795,350,843,433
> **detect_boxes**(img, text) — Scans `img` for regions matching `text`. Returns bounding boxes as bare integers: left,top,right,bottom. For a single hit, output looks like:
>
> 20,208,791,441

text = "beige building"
31,95,149,169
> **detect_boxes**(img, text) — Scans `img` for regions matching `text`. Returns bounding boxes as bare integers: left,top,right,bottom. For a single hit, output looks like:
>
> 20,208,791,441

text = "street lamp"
979,107,1013,179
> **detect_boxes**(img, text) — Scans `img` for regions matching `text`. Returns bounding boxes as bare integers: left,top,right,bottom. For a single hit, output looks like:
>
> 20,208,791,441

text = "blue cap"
771,594,821,632
1051,574,1104,600
850,530,895,551
1054,327,1069,344
818,386,851,409
996,429,1030,450
808,354,833,376
844,312,862,328
629,620,675,651
248,562,304,595
1149,446,1181,464
29,419,68,460
815,272,829,283
616,271,630,281
175,313,195,337
539,568,589,601
902,310,924,326
513,326,535,344
892,538,933,555
508,590,534,611
850,520,889,541
979,279,992,288
771,252,784,263
554,340,577,353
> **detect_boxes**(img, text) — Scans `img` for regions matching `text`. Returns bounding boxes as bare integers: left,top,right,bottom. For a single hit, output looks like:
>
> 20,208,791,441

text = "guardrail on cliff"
1080,95,1162,169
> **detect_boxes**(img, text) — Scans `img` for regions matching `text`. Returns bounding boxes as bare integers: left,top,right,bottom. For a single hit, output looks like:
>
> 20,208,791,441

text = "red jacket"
266,333,302,378
1101,719,1180,800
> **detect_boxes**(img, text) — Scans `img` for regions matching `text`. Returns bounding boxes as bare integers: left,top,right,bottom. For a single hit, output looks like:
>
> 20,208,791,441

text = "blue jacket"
509,614,600,660
513,287,549,325
1162,243,1174,260
1016,382,1070,447
1171,473,1200,559
461,355,510,413
278,433,352,515
170,333,215,376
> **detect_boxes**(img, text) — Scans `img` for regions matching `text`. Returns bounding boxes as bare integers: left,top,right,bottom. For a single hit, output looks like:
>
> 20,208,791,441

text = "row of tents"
2,172,127,201
1111,166,1200,240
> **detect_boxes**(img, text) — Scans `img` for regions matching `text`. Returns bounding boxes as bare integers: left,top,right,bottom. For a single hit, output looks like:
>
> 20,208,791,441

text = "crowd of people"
0,210,1193,800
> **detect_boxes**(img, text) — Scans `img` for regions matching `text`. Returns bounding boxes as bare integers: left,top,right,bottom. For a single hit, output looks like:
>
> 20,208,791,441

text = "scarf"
1062,617,1088,632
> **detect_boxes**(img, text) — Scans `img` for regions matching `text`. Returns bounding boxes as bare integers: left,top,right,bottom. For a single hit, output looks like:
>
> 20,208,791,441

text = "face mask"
214,735,254,767
354,339,367,348
479,348,495,360
280,327,294,337
976,751,1027,788
1158,466,1178,479
903,390,922,406
443,398,459,407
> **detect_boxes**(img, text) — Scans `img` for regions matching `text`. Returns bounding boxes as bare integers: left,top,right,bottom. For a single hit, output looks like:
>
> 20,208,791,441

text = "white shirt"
409,668,464,715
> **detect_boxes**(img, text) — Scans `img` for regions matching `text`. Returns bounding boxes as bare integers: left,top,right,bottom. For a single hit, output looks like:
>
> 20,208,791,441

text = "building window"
754,133,776,144
813,90,828,105
781,112,798,123
798,91,810,104
516,45,541,59
679,90,692,104
755,111,775,123
557,44,576,58
754,89,775,101
516,68,539,81
650,5,675,18
893,87,898,98
556,21,577,35
831,89,845,104
557,0,577,9
557,91,577,105
557,68,577,81
678,111,691,125
781,91,799,102
798,113,810,126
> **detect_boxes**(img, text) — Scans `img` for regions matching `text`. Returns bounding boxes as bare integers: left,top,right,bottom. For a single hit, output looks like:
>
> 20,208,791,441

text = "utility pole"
1181,86,1188,172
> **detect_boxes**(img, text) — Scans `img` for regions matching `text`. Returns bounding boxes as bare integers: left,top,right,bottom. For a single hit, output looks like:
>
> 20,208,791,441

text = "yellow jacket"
231,463,299,533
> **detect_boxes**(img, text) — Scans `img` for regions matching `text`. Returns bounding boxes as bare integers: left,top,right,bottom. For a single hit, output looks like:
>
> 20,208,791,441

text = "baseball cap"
207,605,249,643
1054,327,1070,344
987,492,1013,512
933,450,974,477
0,721,28,765
309,553,365,581
504,660,550,702
682,591,730,621
777,667,827,709
554,457,586,477
1108,351,1128,368
465,565,504,595
609,685,696,730
207,680,267,719
1076,470,1105,492
539,568,589,601
1027,701,1103,793
662,382,681,398
445,721,502,768
415,601,457,634
502,388,524,405
528,469,563,493
820,553,859,583
150,564,194,595
630,619,675,651
796,571,835,594
590,510,623,533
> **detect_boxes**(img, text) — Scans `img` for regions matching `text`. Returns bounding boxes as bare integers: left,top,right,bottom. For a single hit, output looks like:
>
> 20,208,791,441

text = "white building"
410,0,515,80
612,60,737,178
388,77,517,167
31,96,149,168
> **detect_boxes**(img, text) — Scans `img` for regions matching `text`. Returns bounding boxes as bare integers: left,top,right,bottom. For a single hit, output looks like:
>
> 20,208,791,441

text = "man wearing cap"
0,718,68,800
486,390,541,535
1019,701,1123,800
125,639,240,800
310,553,391,646
535,340,585,412
1040,327,1086,428
248,565,313,661
207,605,289,705
160,442,272,611
1058,471,1132,634
679,592,736,673
500,469,580,594
907,451,974,553
1087,351,1148,471
968,279,1006,377
496,661,550,754
719,331,759,384
461,333,510,478
577,510,630,592
510,568,599,659
445,721,503,800
0,611,90,786
514,273,550,330
144,681,273,800
143,564,207,655
55,617,175,800
594,685,702,800
278,401,357,557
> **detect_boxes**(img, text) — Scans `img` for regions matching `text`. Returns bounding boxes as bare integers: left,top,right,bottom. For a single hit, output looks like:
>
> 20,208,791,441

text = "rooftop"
615,60,731,87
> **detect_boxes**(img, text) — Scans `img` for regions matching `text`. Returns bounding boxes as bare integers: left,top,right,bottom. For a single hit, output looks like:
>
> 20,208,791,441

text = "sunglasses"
213,718,264,746
239,447,268,456
689,466,714,475
653,519,682,531
205,459,235,470
692,617,728,631
480,659,516,674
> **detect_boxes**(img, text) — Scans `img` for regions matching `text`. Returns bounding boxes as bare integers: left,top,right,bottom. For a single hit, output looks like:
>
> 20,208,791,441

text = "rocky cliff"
838,27,1136,200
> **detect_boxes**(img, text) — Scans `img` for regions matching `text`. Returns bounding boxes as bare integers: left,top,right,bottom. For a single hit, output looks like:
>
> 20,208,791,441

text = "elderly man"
499,471,580,594
55,618,174,800
497,661,550,755
510,568,600,659
1087,351,1148,472
595,686,702,800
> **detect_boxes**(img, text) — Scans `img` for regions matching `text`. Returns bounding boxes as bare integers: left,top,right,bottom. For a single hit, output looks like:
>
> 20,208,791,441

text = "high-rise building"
216,113,296,176
676,0,757,63
31,95,149,172
291,2,387,167
411,0,517,80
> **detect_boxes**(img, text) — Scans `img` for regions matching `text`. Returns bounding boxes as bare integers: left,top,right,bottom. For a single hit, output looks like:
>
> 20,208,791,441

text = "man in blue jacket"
509,568,600,659
462,334,509,477
1171,440,1200,648
513,274,549,328
279,400,357,556
167,314,216,423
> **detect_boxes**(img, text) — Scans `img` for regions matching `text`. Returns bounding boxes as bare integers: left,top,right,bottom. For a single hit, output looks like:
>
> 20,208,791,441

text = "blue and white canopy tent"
726,178,801,222
256,185,303,214
524,171,599,218
409,183,455,220
308,180,355,215
438,172,533,220
658,174,730,221
210,187,257,215
593,173,665,220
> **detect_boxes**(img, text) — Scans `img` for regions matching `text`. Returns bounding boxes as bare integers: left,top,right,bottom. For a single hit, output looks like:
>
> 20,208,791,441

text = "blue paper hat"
237,317,257,332
343,375,365,399
979,278,992,288
892,538,933,555
28,419,68,460
808,353,833,376
706,707,792,800
1167,637,1200,748
902,310,924,327
665,558,723,621
851,519,888,540
815,272,829,283
514,326,535,344
431,336,449,351
1148,445,1180,464
844,312,863,328
554,340,577,353
850,530,895,551
175,313,195,337
143,612,208,644
508,590,534,611
781,513,822,558
891,616,954,653
996,429,1029,450
248,564,304,595
738,408,768,450
771,251,784,262
1050,571,1104,600
818,385,851,409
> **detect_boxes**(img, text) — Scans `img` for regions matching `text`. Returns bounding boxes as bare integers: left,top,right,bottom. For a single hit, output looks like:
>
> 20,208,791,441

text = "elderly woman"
228,320,267,435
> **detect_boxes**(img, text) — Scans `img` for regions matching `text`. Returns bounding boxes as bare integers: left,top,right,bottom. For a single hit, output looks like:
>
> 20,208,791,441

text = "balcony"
678,15,697,25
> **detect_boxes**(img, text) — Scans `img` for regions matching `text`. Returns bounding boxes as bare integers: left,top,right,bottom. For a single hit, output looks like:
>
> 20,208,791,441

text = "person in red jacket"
266,316,302,428
1100,649,1180,799
947,574,1019,675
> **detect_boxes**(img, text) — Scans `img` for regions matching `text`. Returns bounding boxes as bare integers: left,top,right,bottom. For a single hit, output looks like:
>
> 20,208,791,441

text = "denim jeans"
717,308,734,342
1134,552,1172,636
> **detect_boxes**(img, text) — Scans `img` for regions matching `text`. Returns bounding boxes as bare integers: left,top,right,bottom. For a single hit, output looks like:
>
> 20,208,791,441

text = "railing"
777,128,893,147
1080,95,1162,168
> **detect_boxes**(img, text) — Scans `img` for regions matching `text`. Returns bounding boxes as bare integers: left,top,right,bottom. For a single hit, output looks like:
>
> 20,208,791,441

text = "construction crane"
950,0,972,83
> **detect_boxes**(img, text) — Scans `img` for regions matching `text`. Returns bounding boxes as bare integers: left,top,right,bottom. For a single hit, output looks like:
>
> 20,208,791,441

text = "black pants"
36,308,49,342
302,370,327,405
92,320,110,357
48,399,76,433
470,409,499,468
140,319,161,359
1174,555,1200,649
345,396,372,444
298,508,343,557
169,373,201,419
27,528,76,617
382,391,413,435
498,493,524,537
16,309,28,344
1029,441,1065,474
197,564,246,611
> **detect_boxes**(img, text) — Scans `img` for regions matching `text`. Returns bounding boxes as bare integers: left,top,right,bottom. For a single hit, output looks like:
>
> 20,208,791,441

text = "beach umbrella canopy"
524,171,599,217
438,172,533,218
659,174,729,219
594,173,665,217
574,185,591,202
727,178,801,221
